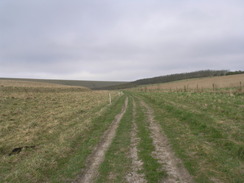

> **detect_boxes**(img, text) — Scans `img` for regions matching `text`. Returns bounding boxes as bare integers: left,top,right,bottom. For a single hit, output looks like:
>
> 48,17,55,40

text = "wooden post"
109,93,112,105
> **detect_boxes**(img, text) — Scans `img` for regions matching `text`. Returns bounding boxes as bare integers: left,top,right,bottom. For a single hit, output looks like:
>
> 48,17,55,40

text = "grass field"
1,78,243,183
135,91,244,182
0,78,128,89
135,74,244,92
91,89,243,183
0,81,122,182
0,79,89,88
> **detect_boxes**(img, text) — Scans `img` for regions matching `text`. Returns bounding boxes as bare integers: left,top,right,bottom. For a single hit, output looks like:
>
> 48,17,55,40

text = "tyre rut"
126,99,147,183
73,97,128,183
140,100,194,183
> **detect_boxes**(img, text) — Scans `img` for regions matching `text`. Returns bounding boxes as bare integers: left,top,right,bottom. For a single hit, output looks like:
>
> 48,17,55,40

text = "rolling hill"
0,78,128,89
97,70,244,90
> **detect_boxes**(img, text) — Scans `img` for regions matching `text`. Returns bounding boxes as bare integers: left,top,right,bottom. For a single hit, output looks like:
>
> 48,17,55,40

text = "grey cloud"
0,0,244,81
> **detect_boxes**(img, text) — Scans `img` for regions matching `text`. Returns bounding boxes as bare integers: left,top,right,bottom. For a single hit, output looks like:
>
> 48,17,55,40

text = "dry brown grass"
142,74,244,91
0,79,88,89
0,82,119,183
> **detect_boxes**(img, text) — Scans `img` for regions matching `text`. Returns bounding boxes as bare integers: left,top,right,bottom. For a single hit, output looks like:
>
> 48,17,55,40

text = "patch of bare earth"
140,101,194,183
126,100,147,183
73,98,128,183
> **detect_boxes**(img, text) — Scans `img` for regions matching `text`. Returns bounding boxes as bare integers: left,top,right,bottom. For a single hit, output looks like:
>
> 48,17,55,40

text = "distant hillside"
0,79,90,92
98,70,243,90
0,78,128,89
142,74,244,91
2,70,243,90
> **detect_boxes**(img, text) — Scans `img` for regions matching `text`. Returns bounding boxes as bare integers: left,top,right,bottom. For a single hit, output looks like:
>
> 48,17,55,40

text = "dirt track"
73,97,193,183
73,98,128,183
140,100,194,183
126,100,146,183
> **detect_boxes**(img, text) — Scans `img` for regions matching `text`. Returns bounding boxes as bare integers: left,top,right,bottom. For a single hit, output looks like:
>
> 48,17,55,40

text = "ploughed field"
0,80,243,183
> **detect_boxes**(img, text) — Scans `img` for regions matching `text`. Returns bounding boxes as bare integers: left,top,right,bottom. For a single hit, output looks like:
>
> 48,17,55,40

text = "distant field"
0,80,68,88
136,74,244,92
0,78,128,89
0,79,90,93
0,79,89,89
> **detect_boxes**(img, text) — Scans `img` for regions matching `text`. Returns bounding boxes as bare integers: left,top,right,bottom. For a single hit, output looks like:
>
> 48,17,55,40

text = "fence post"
109,93,112,105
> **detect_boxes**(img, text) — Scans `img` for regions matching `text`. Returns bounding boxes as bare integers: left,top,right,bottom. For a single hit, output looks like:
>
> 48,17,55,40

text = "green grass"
134,97,166,183
136,91,244,183
96,97,133,183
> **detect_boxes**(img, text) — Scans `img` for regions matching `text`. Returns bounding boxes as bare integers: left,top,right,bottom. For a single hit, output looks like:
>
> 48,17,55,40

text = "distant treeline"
98,70,243,90
226,70,244,75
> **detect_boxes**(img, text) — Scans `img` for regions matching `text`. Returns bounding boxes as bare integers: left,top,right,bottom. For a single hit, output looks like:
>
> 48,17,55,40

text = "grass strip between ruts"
96,97,133,183
134,97,166,183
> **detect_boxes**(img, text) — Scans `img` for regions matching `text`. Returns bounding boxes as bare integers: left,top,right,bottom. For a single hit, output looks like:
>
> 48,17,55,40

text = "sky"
0,0,244,81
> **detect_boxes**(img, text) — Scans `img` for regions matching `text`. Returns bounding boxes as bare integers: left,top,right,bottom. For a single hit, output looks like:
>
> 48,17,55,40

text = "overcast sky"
0,0,244,81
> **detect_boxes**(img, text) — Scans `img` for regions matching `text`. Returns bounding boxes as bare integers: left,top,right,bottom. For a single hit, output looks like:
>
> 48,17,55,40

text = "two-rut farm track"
73,96,193,183
73,98,128,183
140,101,193,183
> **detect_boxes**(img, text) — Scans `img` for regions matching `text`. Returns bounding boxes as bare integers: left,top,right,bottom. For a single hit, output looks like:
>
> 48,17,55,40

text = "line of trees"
226,70,244,75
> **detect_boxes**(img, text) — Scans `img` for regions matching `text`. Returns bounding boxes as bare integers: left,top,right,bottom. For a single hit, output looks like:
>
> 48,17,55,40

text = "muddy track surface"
126,100,147,183
140,100,194,183
73,98,128,183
